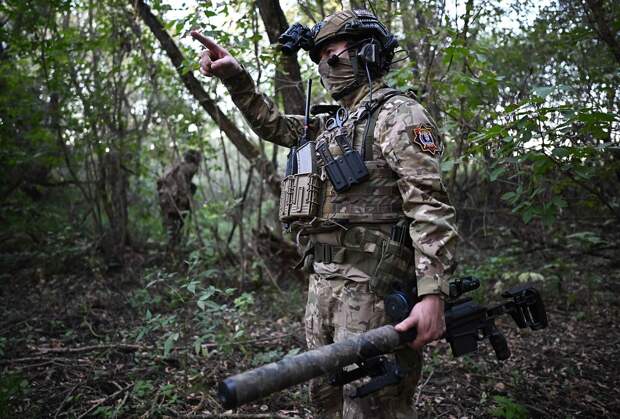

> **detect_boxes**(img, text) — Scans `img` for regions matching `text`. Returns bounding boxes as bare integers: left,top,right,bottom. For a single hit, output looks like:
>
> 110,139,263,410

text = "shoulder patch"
409,126,439,155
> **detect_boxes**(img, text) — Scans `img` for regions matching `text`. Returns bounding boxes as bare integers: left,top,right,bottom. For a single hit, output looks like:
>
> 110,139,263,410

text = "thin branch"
76,383,134,419
35,343,145,354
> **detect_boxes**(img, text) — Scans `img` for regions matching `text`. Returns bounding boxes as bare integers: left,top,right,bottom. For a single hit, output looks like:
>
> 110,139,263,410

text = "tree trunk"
101,150,129,254
584,0,620,64
256,0,305,115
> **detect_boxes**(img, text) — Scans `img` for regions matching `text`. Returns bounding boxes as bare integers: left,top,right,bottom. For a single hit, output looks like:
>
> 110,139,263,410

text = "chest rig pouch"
279,80,322,223
316,108,369,192
279,142,321,222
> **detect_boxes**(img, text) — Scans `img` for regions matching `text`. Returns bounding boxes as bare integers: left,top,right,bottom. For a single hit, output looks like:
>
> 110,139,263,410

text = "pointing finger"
191,30,222,52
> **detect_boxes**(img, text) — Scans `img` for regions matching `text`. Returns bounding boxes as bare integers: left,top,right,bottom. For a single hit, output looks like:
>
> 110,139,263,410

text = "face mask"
318,52,359,101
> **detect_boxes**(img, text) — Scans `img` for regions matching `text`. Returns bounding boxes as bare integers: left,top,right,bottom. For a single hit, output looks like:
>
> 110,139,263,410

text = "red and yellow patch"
410,126,439,155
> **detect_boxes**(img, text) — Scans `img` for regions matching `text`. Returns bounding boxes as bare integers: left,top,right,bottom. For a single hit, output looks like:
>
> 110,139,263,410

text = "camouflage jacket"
222,69,457,296
157,160,199,216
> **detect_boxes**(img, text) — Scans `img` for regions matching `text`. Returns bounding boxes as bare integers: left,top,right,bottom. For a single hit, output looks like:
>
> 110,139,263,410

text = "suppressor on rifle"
218,325,402,409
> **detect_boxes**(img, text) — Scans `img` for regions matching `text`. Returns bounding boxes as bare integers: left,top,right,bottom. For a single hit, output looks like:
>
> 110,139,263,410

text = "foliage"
490,395,529,419
0,374,28,418
1,0,617,272
0,0,618,415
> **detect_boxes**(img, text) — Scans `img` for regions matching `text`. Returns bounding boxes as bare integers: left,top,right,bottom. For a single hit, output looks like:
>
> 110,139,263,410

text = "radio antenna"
302,79,312,144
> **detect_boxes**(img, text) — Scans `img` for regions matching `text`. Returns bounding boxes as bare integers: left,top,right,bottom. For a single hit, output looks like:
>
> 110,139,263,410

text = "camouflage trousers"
162,212,184,251
304,273,422,419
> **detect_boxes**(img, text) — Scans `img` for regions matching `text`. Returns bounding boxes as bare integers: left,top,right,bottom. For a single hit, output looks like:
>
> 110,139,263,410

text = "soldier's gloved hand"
394,294,445,350
191,31,243,79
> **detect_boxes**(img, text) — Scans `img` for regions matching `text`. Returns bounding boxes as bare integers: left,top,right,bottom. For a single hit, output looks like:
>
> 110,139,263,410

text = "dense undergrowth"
1,225,618,418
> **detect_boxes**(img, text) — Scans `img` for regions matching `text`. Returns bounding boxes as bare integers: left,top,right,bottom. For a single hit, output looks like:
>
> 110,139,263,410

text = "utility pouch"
317,141,348,192
293,239,315,273
371,239,415,298
279,173,321,222
317,132,369,193
339,226,415,298
334,131,369,187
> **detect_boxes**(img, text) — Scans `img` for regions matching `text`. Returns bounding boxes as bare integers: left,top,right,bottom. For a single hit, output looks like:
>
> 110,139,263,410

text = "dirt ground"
1,243,619,418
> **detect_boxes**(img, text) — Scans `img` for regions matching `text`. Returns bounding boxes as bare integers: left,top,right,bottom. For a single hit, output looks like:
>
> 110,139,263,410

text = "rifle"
218,278,548,409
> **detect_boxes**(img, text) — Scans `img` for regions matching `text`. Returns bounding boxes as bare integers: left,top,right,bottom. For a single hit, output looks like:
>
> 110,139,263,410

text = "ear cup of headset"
356,39,386,77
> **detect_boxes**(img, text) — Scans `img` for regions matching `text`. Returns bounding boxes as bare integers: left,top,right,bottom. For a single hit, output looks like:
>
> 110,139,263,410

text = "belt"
313,242,349,263
312,226,413,263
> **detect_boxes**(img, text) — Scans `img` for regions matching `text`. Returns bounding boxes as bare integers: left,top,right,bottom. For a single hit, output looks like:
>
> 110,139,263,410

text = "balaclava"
318,50,359,101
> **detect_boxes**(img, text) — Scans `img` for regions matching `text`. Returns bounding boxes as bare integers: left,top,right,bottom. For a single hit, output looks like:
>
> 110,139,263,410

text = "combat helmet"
309,10,397,67
279,9,398,76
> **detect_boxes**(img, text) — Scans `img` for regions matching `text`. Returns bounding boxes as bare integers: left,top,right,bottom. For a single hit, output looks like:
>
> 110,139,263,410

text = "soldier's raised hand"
191,31,242,79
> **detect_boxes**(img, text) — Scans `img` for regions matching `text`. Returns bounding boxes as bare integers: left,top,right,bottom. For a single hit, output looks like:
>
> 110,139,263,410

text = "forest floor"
1,231,619,418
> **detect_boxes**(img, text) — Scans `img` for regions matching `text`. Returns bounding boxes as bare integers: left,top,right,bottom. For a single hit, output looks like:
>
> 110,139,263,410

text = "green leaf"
490,395,528,419
500,191,517,202
187,281,197,295
489,167,506,181
193,338,203,356
522,207,536,224
286,347,301,357
552,147,571,158
163,332,179,357
575,111,615,124
233,330,245,339
504,103,520,112
551,196,567,209
199,286,216,301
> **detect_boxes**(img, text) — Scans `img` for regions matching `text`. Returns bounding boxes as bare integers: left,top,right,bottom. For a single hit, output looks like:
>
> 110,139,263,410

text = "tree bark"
101,149,129,251
584,0,620,64
131,0,281,197
449,0,474,199
256,0,305,115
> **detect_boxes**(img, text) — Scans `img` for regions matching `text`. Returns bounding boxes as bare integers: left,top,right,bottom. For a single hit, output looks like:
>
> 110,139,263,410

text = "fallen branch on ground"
36,343,145,354
0,356,83,365
76,382,134,419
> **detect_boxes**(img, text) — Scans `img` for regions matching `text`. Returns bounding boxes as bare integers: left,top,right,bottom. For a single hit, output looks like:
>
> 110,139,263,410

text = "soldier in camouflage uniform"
193,9,457,418
157,149,202,251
